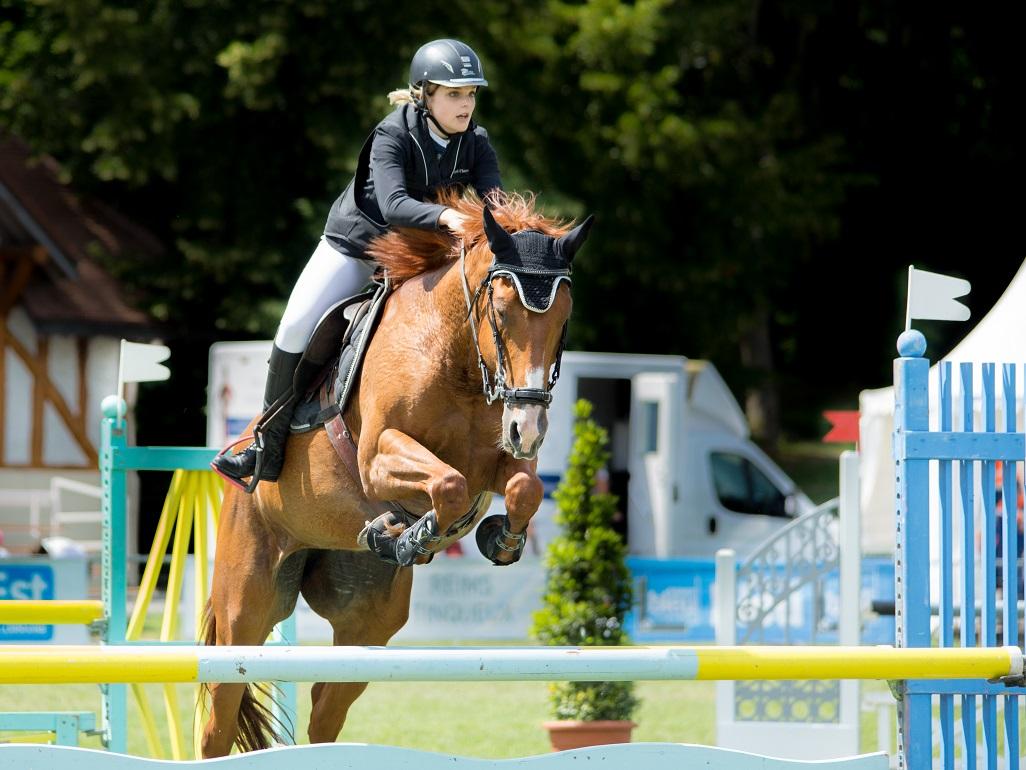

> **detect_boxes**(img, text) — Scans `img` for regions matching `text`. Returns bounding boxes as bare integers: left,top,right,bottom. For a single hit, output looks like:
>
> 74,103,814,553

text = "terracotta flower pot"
542,719,637,751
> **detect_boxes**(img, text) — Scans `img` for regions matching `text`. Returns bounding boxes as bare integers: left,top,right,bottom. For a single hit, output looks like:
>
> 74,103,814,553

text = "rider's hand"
438,208,469,234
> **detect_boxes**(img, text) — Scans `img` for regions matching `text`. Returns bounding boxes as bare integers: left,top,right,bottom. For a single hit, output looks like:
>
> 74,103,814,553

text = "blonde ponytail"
387,87,417,105
387,82,438,106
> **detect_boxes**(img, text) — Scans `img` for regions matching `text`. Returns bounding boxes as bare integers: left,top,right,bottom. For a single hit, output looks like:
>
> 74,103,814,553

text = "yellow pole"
126,471,186,640
0,600,103,625
205,473,223,532
130,682,166,759
192,472,221,758
192,474,212,636
694,645,1016,680
0,732,60,744
0,649,199,683
0,645,1017,684
161,472,198,760
161,472,196,643
125,469,187,758
162,683,185,761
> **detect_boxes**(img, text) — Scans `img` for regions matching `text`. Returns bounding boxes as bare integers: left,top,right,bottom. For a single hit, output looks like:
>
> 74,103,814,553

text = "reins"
459,242,565,408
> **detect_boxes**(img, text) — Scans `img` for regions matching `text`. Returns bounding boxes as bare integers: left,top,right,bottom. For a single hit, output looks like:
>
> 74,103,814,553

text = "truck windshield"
710,452,789,517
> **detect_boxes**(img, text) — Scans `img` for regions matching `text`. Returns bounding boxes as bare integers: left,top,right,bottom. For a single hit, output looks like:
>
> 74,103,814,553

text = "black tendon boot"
364,511,441,567
211,345,302,487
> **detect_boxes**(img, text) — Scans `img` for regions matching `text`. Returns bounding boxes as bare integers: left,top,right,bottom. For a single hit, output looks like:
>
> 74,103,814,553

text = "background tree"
2,0,1023,454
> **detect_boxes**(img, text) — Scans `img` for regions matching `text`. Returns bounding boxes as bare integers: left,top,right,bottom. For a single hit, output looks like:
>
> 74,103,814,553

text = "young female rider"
213,39,502,487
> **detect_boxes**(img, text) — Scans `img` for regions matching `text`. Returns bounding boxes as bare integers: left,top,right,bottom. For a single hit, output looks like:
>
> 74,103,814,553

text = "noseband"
459,243,567,408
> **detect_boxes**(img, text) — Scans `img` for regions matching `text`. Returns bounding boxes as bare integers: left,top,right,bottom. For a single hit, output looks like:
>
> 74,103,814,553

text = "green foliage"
531,399,637,722
0,0,485,336
1,0,1020,444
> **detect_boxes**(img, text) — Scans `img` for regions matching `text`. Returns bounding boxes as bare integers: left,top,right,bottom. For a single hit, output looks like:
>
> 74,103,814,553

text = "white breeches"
274,237,376,354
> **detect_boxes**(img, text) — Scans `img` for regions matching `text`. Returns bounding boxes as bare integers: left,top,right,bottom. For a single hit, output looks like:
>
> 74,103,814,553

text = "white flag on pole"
119,341,171,383
115,340,171,424
905,266,971,329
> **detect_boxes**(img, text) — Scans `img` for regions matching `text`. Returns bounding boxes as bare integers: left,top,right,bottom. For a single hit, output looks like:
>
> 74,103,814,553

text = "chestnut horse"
200,192,593,756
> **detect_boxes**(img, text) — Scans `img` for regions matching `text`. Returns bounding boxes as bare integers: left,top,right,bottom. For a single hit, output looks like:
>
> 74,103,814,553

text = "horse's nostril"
509,421,521,447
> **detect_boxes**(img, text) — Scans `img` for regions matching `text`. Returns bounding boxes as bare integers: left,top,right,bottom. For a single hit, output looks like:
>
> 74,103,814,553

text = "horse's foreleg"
498,457,544,533
478,457,544,565
363,428,472,532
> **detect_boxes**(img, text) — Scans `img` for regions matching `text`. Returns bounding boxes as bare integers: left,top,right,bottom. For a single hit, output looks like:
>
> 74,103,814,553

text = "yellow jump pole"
0,645,1019,684
691,646,1022,681
0,732,61,744
0,601,104,625
191,473,221,760
161,471,199,761
192,474,216,636
126,471,187,641
124,469,188,760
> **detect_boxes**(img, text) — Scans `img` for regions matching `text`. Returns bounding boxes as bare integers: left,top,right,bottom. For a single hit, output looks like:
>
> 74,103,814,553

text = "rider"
213,39,503,487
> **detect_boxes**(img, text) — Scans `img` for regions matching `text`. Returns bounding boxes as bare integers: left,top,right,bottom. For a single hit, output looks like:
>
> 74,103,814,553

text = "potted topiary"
531,399,639,751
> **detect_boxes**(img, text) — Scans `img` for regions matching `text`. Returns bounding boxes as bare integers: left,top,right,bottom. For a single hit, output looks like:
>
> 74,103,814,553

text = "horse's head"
468,206,594,460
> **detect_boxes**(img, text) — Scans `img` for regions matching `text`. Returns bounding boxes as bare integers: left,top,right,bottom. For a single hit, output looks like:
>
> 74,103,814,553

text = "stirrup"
362,511,440,567
210,435,257,492
476,514,526,566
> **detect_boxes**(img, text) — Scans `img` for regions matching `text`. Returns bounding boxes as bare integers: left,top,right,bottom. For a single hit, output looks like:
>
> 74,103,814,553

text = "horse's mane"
365,190,571,282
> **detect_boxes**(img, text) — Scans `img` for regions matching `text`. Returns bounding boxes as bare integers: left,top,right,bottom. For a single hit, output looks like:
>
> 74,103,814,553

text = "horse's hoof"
363,511,440,567
476,514,526,566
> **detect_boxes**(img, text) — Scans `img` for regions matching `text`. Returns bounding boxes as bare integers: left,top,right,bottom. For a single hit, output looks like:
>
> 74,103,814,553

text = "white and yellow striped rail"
0,645,1019,685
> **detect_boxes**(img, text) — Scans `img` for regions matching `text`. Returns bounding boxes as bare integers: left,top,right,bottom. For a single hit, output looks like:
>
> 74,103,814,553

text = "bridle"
459,242,567,408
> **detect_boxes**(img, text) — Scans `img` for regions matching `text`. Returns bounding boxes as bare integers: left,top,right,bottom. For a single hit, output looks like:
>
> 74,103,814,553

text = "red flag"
823,410,859,443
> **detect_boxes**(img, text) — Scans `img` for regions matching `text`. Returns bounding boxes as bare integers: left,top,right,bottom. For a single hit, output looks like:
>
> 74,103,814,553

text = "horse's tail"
199,599,286,753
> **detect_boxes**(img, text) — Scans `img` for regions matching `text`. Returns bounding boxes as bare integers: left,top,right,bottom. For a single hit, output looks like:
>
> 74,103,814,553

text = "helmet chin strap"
423,108,453,140
413,93,454,139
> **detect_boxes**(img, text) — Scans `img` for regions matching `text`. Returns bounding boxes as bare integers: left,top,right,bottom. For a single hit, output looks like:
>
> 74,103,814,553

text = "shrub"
531,399,638,721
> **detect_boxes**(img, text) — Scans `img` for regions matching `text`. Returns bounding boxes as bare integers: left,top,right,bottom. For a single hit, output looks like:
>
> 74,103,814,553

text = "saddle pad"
290,278,391,434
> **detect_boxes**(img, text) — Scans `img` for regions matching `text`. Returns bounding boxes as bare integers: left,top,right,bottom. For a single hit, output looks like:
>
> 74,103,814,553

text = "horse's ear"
557,214,595,263
482,206,514,257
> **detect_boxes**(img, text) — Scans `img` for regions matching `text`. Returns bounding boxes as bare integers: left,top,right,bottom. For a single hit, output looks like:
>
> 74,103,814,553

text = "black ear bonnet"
482,208,594,312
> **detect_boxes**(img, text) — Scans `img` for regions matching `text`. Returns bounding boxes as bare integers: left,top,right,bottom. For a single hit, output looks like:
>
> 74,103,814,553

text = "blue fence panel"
894,333,1026,770
625,557,894,644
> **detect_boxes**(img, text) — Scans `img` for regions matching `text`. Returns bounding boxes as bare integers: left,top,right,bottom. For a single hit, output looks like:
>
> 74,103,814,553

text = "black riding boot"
211,344,303,486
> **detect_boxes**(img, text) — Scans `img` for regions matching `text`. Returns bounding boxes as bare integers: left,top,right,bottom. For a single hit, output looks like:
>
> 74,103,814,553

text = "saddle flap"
305,289,377,369
289,279,391,434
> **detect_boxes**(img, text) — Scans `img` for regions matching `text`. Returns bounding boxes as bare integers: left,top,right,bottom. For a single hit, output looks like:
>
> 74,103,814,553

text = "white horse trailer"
528,352,813,558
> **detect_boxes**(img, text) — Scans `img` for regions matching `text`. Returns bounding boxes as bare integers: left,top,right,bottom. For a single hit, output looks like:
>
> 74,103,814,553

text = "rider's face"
426,85,478,135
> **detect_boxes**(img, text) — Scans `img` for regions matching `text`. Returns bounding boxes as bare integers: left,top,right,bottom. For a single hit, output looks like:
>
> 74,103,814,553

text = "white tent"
858,260,1026,554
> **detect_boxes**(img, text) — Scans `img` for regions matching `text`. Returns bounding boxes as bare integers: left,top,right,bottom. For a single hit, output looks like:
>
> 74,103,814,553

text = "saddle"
289,278,390,437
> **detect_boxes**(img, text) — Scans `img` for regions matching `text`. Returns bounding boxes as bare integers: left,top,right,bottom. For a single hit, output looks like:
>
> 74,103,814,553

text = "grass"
0,665,895,759
1,441,882,758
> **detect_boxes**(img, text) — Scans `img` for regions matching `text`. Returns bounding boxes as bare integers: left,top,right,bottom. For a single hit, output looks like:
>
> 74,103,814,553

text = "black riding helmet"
409,39,489,89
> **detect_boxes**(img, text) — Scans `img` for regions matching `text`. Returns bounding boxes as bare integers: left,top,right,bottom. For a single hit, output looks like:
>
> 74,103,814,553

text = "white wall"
4,308,35,465
2,306,122,467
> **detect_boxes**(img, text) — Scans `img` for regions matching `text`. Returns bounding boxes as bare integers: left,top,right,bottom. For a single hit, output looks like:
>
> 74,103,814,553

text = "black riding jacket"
323,103,502,258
